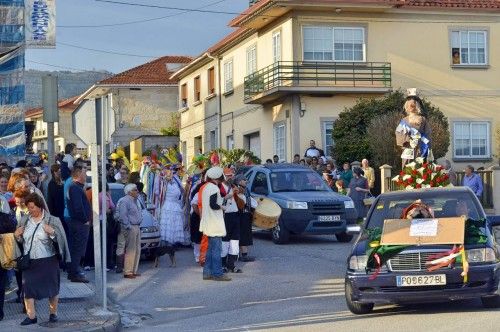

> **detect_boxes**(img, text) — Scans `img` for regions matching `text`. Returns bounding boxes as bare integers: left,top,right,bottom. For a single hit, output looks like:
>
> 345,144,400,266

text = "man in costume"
199,167,231,281
395,88,432,167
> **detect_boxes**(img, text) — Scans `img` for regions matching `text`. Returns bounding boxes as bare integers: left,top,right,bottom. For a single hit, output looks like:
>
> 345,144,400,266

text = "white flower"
405,185,414,190
403,175,411,181
431,172,437,179
421,184,431,189
415,157,424,164
417,167,425,175
416,178,424,184
392,175,400,181
406,162,416,169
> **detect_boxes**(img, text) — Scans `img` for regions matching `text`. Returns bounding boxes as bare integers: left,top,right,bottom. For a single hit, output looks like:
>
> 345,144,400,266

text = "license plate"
396,274,446,287
318,215,341,222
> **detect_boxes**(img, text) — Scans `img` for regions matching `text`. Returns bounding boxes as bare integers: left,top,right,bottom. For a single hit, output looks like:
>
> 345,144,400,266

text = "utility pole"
42,75,58,164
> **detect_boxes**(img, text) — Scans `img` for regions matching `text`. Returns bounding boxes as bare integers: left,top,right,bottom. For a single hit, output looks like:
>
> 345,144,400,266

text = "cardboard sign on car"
380,217,466,246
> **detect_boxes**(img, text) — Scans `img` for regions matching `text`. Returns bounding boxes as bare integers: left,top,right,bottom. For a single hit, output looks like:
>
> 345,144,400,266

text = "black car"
244,164,358,244
345,187,500,314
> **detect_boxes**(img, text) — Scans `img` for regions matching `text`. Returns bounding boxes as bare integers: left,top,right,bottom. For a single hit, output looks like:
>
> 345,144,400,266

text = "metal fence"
244,61,392,100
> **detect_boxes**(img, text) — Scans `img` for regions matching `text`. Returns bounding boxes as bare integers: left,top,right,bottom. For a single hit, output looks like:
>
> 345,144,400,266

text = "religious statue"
395,89,432,167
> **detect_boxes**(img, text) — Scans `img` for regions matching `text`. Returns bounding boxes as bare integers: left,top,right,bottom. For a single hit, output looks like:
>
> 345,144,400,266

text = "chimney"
249,0,260,7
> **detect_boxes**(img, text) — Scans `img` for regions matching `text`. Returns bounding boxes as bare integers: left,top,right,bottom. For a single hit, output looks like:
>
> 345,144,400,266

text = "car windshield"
110,188,124,205
366,191,481,230
270,170,330,192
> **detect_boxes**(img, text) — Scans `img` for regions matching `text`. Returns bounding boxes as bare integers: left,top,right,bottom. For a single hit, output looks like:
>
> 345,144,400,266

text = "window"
209,130,217,150
180,83,187,107
194,136,202,155
208,67,215,94
226,135,234,150
451,30,487,65
273,122,286,162
224,60,233,93
272,31,281,63
322,121,335,156
251,172,268,195
246,45,257,75
194,76,201,102
303,26,365,61
453,121,490,159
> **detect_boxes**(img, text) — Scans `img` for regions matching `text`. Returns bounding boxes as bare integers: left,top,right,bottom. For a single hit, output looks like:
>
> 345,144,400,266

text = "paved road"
105,232,500,332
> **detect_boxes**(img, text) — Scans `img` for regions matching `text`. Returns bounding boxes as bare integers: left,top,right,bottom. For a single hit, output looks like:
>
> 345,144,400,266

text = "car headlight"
349,255,368,271
141,226,158,233
286,201,308,209
466,248,496,263
344,200,355,209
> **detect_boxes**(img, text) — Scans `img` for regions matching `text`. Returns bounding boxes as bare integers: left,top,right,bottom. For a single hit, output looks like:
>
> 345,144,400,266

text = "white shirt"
0,195,9,214
199,182,226,237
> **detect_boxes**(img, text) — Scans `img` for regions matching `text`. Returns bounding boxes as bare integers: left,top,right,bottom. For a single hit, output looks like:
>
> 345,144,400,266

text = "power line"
91,1,500,25
94,0,247,15
26,60,109,73
57,41,159,58
58,0,229,28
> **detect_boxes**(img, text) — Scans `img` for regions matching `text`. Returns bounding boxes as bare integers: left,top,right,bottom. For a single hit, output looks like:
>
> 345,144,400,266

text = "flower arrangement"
392,157,450,190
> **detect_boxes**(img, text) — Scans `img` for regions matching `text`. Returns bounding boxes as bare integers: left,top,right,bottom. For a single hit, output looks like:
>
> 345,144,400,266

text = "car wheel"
272,219,290,244
345,280,374,315
336,231,354,243
481,295,500,308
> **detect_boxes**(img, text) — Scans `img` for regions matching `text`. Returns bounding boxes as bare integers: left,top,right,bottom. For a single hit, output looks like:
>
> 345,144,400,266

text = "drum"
253,197,281,229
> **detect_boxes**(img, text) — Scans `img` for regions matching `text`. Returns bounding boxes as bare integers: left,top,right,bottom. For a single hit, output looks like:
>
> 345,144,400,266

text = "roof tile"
99,55,193,85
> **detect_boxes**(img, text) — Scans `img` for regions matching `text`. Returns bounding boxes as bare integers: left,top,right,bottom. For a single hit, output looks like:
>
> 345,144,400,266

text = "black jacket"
0,212,16,234
67,181,91,224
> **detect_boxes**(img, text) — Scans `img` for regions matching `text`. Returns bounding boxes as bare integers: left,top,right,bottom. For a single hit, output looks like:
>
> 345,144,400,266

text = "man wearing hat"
199,167,231,281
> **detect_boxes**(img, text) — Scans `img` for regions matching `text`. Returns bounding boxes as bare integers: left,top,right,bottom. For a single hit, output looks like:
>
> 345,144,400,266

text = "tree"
332,91,450,171
160,113,180,136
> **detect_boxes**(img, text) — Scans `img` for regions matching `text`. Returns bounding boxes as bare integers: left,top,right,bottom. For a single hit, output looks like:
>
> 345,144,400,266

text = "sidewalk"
1,277,120,331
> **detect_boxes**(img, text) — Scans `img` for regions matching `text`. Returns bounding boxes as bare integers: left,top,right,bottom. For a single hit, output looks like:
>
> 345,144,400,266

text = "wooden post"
380,164,393,193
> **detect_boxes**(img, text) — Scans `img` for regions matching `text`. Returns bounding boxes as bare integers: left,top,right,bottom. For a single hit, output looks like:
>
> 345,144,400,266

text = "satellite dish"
132,115,141,126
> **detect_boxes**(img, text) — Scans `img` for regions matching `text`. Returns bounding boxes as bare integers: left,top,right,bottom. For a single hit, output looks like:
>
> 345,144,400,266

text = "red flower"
416,184,422,189
423,163,428,168
436,166,442,171
426,169,432,175
423,174,428,180
408,178,413,184
443,174,449,180
430,181,435,187
399,171,405,176
412,170,418,175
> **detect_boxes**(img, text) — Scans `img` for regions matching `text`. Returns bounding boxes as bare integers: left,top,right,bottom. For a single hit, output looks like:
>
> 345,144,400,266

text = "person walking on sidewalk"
14,193,70,326
199,167,231,281
66,166,91,283
116,183,143,279
0,209,17,322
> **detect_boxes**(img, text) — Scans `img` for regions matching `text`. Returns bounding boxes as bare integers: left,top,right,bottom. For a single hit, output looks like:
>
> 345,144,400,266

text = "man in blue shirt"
463,165,483,198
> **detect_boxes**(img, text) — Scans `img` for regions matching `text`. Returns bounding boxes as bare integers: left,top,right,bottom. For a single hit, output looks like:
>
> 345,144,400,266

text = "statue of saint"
395,89,432,167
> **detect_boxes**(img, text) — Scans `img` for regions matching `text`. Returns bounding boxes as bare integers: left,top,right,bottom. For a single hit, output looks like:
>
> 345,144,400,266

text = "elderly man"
463,165,483,199
116,183,143,278
200,167,231,281
361,159,375,190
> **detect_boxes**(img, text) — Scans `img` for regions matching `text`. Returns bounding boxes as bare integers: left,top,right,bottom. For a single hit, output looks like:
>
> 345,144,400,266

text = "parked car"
106,183,161,257
345,187,500,314
243,164,357,244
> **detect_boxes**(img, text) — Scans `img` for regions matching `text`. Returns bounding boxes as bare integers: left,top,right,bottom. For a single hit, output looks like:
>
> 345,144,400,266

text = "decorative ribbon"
396,120,430,158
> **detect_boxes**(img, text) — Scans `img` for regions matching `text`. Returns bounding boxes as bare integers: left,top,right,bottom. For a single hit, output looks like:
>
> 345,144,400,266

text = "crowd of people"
0,137,489,324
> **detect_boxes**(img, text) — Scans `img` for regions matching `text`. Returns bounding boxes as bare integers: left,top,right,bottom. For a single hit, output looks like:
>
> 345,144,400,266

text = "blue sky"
26,0,249,73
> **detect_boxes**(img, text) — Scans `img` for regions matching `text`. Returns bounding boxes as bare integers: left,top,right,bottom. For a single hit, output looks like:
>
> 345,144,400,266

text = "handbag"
363,191,376,206
16,222,41,271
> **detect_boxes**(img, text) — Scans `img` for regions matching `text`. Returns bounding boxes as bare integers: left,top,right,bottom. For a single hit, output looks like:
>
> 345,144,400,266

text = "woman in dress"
348,168,370,221
159,170,185,245
14,193,70,326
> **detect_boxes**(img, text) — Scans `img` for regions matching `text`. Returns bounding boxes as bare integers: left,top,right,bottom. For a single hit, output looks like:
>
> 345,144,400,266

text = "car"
344,187,500,314
106,183,161,257
243,164,358,244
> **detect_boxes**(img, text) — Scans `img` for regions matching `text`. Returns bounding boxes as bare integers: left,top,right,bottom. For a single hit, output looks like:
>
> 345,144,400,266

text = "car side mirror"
253,186,268,196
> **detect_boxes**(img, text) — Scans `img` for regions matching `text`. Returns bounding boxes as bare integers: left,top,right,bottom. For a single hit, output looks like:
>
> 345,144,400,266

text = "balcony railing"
244,61,392,101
